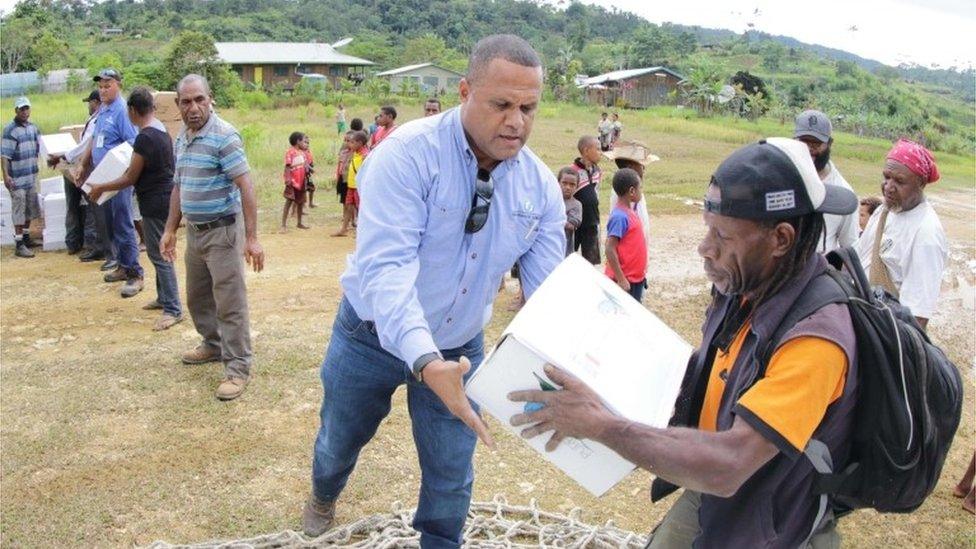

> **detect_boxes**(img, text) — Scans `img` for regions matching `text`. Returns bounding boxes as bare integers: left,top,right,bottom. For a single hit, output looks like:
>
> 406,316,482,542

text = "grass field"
1,93,974,547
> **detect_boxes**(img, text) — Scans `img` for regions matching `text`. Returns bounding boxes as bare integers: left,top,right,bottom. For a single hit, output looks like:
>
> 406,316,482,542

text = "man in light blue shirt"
304,35,566,547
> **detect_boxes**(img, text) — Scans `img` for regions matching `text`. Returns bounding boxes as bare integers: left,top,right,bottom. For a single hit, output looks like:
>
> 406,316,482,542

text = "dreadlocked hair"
751,212,825,307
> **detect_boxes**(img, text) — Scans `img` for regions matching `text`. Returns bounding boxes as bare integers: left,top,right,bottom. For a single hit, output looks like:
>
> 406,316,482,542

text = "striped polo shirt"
1,119,39,190
174,113,249,223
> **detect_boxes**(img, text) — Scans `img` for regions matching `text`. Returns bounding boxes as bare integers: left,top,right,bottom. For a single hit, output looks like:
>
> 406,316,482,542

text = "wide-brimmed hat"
602,140,660,166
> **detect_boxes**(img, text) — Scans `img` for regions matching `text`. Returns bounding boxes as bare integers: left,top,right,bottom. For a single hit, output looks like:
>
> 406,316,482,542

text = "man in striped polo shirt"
1,97,41,258
160,74,265,401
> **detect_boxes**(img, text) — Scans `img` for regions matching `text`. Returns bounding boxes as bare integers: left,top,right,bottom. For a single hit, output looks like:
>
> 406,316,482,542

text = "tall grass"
5,93,972,220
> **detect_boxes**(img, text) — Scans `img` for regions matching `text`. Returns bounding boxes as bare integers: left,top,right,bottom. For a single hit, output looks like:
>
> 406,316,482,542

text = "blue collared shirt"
92,95,137,167
341,107,566,370
174,113,248,223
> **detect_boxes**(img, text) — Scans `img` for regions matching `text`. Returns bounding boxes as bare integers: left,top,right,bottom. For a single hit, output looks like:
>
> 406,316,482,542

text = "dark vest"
652,254,859,548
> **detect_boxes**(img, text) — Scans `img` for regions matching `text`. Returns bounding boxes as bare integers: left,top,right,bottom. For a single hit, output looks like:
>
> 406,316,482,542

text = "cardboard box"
59,124,87,143
81,142,132,205
153,91,181,121
465,255,693,496
39,133,78,159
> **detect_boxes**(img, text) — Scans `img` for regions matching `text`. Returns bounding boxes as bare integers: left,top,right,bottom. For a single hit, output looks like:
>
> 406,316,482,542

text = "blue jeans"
312,298,483,549
629,278,646,303
108,187,142,278
142,215,182,317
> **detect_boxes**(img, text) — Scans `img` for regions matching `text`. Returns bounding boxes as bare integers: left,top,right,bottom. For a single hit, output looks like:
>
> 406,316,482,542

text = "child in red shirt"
282,131,310,231
605,168,647,302
281,132,308,231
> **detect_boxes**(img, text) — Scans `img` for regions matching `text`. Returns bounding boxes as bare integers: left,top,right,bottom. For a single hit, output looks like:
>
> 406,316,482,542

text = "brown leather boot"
302,496,336,537
215,376,249,401
181,344,221,365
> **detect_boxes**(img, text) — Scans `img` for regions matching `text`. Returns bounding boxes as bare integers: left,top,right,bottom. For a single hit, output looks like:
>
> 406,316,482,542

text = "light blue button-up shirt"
341,107,566,371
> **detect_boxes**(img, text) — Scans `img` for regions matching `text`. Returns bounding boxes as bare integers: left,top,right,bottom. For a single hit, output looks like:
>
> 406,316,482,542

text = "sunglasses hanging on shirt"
464,168,494,233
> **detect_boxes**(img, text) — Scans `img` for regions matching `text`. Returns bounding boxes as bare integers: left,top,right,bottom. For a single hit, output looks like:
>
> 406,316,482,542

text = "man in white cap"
794,109,858,252
1,96,41,258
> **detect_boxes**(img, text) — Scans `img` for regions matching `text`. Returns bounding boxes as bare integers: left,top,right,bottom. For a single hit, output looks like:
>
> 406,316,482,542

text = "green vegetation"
0,92,973,549
1,0,972,154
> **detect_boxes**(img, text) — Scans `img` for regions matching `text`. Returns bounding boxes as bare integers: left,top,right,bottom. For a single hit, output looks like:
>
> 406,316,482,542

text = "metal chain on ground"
144,495,648,549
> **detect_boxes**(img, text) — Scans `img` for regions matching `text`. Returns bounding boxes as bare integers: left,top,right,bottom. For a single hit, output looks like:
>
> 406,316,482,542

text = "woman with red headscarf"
854,139,947,330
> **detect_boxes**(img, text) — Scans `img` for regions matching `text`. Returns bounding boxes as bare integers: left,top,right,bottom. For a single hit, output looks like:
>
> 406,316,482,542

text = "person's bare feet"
297,224,310,230
331,230,347,237
964,487,975,514
953,485,969,498
279,226,288,234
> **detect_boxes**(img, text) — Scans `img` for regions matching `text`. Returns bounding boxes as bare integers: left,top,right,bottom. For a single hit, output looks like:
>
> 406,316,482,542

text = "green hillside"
2,0,972,154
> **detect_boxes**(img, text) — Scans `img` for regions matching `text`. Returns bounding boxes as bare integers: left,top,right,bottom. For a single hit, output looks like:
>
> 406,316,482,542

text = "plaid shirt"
1,119,39,190
174,114,250,223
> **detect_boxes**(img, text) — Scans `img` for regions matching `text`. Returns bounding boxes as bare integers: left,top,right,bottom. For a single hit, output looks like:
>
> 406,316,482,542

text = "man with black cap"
510,138,860,548
48,90,103,257
794,109,858,252
79,68,143,297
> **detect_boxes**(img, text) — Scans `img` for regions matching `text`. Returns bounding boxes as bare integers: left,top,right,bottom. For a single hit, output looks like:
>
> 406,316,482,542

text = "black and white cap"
705,137,858,220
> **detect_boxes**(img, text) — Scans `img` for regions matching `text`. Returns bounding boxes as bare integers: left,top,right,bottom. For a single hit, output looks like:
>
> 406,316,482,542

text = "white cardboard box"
81,142,132,205
42,239,66,251
465,255,693,496
39,133,78,159
39,175,65,197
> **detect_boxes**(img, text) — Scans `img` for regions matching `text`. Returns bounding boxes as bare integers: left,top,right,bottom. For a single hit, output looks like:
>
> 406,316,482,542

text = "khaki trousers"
646,490,841,549
185,215,252,378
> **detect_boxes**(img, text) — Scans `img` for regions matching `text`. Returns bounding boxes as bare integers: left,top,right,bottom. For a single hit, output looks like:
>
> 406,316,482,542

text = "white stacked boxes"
38,176,66,225
39,175,65,197
41,193,67,251
0,187,13,246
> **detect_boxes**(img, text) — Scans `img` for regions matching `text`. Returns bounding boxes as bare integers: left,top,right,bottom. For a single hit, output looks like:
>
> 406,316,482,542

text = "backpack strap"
755,271,849,379
801,439,834,546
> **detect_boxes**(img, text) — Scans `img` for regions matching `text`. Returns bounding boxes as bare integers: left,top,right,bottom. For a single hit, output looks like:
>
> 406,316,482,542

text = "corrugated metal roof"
580,66,684,86
376,63,464,77
215,42,374,66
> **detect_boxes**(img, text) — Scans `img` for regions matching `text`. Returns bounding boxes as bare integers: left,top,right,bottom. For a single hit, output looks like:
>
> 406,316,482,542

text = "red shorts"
345,188,360,207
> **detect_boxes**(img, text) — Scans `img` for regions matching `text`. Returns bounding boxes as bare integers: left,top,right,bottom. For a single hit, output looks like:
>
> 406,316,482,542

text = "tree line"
1,0,971,154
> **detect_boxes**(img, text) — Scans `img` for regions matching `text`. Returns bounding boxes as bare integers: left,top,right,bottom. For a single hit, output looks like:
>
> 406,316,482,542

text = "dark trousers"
575,224,601,265
629,278,647,303
93,200,115,260
143,215,182,317
83,200,97,249
63,178,86,252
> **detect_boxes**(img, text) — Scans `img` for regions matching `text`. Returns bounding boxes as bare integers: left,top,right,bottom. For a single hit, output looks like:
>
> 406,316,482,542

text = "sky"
585,0,976,69
1,0,973,69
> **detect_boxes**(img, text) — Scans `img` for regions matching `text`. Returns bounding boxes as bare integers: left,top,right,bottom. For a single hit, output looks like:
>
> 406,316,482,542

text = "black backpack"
759,247,963,514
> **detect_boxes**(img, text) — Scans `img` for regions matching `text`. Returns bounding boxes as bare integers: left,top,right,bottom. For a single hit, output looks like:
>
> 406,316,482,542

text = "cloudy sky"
1,0,973,69
584,0,975,69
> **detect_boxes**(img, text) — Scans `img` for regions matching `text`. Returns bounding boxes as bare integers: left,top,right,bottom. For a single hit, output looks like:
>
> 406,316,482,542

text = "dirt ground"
1,187,974,547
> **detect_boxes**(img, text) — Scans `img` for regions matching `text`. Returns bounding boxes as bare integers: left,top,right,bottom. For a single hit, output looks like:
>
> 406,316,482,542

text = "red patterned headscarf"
886,139,940,184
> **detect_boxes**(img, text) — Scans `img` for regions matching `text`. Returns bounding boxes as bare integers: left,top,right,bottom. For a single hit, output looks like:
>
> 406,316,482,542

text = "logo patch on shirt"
880,238,894,254
765,190,795,211
521,200,535,214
